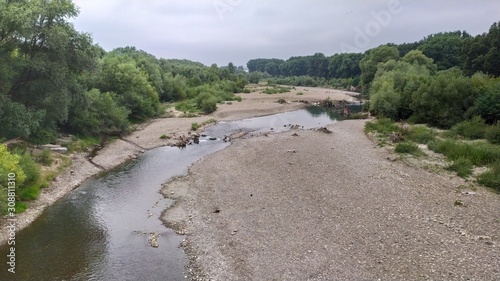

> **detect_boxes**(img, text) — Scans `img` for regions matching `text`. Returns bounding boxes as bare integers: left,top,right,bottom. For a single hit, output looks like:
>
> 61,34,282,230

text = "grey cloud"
72,0,500,67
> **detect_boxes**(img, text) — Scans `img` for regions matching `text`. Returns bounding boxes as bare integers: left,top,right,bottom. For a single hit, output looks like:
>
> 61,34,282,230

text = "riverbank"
161,120,500,280
0,86,356,245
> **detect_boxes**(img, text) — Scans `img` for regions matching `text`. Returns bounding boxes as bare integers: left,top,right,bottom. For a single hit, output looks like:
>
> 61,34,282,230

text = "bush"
17,153,40,184
39,149,53,166
401,125,436,144
477,162,500,191
18,184,40,201
160,134,170,139
450,116,487,139
15,201,28,213
486,125,500,144
395,142,424,156
234,96,242,102
428,139,500,166
175,101,198,113
191,123,200,131
365,118,399,135
447,157,473,178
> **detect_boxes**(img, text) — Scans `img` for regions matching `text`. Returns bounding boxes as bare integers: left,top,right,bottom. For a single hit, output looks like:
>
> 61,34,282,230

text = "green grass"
160,134,170,139
477,162,500,191
395,142,425,156
175,101,198,113
263,86,292,94
486,125,500,145
401,125,436,144
447,157,473,178
449,116,487,140
15,202,28,213
346,113,369,120
364,118,399,136
428,139,500,166
18,184,40,201
234,96,242,102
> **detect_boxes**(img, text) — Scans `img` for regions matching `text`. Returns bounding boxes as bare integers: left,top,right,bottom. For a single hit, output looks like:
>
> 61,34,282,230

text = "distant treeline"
246,23,500,90
247,22,500,129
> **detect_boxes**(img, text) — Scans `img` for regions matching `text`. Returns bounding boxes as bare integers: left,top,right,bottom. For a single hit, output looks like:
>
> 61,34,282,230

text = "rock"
209,137,217,141
389,132,404,143
292,133,299,137
148,232,160,248
50,147,68,154
316,127,332,134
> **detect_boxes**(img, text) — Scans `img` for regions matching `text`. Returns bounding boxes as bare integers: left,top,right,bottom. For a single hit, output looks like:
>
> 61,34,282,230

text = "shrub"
191,123,200,131
175,101,197,113
395,142,425,156
17,153,40,184
402,125,436,144
160,134,170,139
18,184,40,201
234,96,242,102
428,139,500,166
449,116,487,139
447,157,473,178
15,202,28,213
477,162,500,191
365,118,399,135
39,149,53,166
486,125,500,145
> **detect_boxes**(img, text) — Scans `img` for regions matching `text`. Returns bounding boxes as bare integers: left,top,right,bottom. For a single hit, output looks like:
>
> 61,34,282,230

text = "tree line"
246,22,500,93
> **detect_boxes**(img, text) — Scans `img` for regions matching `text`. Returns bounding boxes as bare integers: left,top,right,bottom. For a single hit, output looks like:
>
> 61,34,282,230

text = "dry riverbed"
161,120,500,280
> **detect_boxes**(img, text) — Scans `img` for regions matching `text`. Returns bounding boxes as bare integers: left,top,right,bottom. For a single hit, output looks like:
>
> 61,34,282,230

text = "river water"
0,106,358,280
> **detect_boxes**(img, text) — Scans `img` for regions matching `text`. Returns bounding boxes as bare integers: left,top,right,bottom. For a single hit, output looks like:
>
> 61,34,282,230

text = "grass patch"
160,134,170,140
477,162,500,191
364,118,399,136
447,157,473,178
296,92,304,96
486,125,500,145
234,96,242,102
401,125,436,144
263,86,292,94
428,139,500,166
395,142,425,156
191,122,201,131
175,100,198,113
449,116,487,140
346,113,369,120
18,184,40,201
15,202,28,213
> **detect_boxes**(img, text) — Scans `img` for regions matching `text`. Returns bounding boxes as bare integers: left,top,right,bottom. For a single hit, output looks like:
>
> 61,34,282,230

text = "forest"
0,0,499,214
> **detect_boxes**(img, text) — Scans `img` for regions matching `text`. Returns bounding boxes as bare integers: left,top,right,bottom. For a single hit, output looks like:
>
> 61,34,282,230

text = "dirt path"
161,120,500,280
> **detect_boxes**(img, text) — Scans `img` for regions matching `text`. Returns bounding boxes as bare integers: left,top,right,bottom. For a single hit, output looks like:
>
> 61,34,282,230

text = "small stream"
0,106,359,280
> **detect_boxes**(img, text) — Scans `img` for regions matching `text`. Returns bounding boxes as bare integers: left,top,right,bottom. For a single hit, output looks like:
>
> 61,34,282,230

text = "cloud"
71,0,500,66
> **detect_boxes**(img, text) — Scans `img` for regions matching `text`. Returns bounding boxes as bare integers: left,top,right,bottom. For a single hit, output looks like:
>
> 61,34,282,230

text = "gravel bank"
161,120,500,280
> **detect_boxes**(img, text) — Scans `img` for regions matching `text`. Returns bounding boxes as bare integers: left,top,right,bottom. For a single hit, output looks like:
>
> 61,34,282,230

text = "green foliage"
401,125,436,144
234,96,242,102
160,134,170,140
360,45,400,93
191,123,201,131
69,89,130,136
418,31,469,70
15,202,28,213
395,142,425,156
428,140,500,166
447,157,473,178
477,162,500,191
263,86,292,94
364,118,399,135
18,184,40,201
0,145,27,215
450,116,487,139
175,101,198,113
17,153,41,185
486,125,500,144
39,150,54,166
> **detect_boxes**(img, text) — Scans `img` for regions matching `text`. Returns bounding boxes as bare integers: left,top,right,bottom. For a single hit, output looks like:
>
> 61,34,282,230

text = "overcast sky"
71,0,500,67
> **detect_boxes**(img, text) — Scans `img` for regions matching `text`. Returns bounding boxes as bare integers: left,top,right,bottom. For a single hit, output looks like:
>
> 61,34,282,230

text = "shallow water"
0,107,354,280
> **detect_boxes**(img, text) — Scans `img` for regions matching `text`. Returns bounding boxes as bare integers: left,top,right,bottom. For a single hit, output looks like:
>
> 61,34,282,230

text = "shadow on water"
0,107,352,280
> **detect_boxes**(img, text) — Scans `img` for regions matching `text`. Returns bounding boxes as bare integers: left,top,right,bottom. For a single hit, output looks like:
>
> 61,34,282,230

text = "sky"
71,0,500,67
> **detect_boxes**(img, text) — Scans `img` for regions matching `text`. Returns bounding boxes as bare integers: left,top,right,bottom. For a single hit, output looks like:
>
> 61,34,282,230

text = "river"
0,106,358,280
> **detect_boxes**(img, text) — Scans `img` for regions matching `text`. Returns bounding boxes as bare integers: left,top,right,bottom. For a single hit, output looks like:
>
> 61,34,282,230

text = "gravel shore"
161,120,500,280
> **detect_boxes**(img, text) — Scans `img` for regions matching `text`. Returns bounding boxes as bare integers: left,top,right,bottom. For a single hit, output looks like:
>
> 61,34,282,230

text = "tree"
360,45,400,94
418,31,470,70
